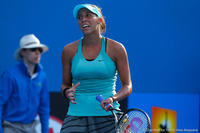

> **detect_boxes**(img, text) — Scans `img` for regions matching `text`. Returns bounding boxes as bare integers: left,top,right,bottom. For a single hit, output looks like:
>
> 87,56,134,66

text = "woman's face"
77,8,100,35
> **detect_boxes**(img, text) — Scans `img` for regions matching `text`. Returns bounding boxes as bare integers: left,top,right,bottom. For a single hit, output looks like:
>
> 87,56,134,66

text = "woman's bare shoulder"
63,40,79,52
106,38,126,53
62,40,80,61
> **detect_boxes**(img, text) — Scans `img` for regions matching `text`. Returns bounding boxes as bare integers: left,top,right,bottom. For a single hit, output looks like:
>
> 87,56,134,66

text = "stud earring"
99,18,102,22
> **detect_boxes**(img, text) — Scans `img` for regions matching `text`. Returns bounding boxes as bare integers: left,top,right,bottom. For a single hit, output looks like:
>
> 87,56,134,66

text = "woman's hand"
100,97,114,111
64,82,80,104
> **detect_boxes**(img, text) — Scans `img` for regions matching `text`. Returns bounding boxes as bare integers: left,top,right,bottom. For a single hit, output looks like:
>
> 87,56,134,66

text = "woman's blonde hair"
91,4,106,34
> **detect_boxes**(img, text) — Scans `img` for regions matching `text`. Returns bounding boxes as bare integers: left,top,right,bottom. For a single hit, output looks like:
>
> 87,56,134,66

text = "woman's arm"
61,41,79,104
112,41,132,101
101,39,132,111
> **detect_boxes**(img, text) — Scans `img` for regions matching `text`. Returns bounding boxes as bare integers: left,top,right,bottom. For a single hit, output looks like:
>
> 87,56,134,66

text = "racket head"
118,108,151,133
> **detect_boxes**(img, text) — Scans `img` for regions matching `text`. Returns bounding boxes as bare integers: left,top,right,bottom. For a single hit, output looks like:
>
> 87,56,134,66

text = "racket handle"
96,94,112,110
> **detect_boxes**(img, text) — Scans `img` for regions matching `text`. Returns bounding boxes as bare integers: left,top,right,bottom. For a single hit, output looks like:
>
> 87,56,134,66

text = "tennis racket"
96,94,151,133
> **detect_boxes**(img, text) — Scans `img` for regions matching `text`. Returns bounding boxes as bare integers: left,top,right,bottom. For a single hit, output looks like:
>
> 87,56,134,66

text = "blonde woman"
60,4,132,133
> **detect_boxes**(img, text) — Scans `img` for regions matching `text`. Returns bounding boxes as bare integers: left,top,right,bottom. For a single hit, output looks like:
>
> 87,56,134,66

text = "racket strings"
118,110,149,133
118,114,131,133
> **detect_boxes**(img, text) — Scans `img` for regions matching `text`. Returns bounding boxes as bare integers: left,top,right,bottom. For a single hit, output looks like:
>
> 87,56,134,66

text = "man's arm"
0,71,13,133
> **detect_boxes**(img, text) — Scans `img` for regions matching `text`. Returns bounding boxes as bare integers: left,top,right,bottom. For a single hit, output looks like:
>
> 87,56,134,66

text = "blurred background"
0,0,199,132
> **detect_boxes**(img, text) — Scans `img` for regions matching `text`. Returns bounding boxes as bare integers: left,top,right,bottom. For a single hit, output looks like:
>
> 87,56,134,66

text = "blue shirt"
0,60,50,133
68,36,120,116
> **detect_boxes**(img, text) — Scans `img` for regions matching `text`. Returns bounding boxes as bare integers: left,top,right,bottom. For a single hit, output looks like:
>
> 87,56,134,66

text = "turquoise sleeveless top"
68,36,120,116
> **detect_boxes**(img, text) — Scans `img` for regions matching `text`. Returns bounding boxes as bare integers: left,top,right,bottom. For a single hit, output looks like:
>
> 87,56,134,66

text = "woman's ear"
99,18,102,22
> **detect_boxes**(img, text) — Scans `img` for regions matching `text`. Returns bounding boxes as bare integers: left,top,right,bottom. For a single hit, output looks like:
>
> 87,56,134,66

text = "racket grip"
96,94,112,110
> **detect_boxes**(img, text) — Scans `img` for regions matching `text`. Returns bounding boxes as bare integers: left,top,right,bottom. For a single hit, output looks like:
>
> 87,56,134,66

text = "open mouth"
83,25,90,29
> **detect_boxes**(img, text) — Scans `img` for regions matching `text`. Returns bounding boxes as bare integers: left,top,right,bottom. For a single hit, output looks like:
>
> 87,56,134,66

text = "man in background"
0,34,50,133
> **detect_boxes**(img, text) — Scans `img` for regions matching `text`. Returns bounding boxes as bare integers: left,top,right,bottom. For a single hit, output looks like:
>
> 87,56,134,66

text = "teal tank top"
68,36,120,116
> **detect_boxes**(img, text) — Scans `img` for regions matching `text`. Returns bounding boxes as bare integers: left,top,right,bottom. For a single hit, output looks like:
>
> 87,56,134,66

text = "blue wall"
0,0,199,93
0,0,200,130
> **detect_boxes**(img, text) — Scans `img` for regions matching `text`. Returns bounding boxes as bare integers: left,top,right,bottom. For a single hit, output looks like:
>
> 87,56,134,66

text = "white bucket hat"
14,34,49,61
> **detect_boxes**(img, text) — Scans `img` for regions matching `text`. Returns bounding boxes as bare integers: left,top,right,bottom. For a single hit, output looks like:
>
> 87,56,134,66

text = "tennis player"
60,4,132,133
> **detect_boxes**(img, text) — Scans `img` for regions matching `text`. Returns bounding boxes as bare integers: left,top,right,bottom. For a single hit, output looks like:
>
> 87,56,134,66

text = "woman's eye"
78,16,82,19
87,14,91,17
